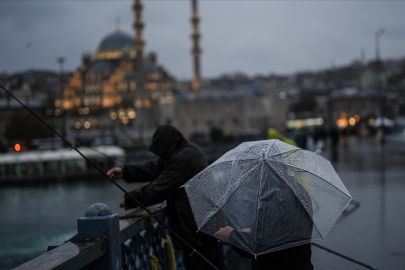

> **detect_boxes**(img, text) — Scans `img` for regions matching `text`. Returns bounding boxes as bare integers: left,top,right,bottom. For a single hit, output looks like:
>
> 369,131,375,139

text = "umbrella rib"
266,148,301,158
197,161,261,231
253,159,265,253
269,159,351,197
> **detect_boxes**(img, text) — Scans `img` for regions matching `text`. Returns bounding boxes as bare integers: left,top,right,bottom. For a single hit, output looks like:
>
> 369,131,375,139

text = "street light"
374,29,385,144
57,57,66,138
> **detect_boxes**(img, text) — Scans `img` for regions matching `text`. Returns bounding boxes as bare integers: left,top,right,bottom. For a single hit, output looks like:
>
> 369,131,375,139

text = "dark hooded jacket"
122,124,215,249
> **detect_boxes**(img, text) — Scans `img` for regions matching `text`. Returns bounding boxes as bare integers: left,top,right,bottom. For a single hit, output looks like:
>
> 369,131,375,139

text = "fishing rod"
0,84,220,270
65,137,126,164
312,243,380,270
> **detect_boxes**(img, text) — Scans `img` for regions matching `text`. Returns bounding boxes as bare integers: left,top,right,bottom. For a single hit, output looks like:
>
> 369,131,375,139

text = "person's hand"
119,197,128,210
214,226,235,243
107,167,123,180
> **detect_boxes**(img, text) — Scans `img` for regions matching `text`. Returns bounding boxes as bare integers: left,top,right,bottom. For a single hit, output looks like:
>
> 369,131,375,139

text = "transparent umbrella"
185,139,352,256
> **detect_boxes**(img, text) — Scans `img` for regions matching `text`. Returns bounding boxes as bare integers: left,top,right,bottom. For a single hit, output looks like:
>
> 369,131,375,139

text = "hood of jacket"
149,124,187,160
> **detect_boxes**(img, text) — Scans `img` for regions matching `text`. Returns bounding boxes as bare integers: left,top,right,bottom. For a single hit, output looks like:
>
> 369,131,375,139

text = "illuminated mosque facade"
59,0,179,144
58,0,287,145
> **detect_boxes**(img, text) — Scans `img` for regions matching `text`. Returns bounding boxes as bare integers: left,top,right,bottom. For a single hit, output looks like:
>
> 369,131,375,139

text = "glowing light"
354,114,361,122
122,117,129,124
127,108,137,119
349,117,356,126
336,118,348,129
83,107,90,115
54,109,60,116
316,118,324,125
75,122,81,129
117,108,126,119
110,112,117,120
135,100,142,108
14,144,21,152
144,100,151,108
279,92,287,99
75,98,81,106
84,121,91,129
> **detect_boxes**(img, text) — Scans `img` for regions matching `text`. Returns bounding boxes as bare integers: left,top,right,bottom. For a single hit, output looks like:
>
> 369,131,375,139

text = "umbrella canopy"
185,139,352,256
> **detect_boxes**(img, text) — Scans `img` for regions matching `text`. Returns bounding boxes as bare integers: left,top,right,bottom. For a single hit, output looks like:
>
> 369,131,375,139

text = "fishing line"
312,243,380,270
66,138,126,164
0,84,220,270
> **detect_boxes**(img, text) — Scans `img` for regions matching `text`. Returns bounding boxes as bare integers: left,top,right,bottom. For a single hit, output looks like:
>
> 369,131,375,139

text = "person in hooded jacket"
107,124,226,270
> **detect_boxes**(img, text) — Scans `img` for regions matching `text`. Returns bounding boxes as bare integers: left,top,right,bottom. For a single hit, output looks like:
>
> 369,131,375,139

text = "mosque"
58,0,287,146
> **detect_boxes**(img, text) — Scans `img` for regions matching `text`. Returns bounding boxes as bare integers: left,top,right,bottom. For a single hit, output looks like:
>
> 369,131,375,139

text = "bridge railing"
13,202,174,270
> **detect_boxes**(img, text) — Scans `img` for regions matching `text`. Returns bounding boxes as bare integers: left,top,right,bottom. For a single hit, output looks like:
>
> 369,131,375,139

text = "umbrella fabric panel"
196,162,314,255
256,167,313,255
186,158,259,229
269,156,352,238
196,164,262,254
267,141,351,197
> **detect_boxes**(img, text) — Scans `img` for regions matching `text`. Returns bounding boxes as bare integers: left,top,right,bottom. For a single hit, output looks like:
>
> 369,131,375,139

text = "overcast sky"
1,0,405,80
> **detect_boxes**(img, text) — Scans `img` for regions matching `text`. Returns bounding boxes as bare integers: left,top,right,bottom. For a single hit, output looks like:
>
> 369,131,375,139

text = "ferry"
0,145,125,185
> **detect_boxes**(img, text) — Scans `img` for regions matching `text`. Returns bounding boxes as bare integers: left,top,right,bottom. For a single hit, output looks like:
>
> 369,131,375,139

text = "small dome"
98,31,133,51
87,61,115,73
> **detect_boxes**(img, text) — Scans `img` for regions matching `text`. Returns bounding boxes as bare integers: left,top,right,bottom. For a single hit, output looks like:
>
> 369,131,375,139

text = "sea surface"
0,178,143,270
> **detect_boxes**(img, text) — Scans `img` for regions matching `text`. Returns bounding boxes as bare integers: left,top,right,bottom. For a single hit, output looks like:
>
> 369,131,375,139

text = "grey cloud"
0,1,72,31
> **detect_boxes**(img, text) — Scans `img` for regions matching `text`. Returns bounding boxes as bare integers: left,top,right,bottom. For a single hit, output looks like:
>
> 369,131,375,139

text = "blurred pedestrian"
328,124,340,162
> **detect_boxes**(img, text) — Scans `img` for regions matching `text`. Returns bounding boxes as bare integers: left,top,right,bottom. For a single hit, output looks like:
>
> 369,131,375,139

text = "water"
1,136,405,270
0,178,143,270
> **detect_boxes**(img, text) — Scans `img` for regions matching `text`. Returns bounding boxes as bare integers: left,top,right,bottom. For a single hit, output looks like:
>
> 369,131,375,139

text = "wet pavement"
227,135,405,270
310,135,405,270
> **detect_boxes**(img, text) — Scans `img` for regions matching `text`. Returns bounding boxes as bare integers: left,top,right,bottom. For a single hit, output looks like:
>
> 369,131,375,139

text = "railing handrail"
12,203,167,270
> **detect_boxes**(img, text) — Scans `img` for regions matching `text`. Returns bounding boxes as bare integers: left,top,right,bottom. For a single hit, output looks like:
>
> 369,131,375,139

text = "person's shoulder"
171,142,206,163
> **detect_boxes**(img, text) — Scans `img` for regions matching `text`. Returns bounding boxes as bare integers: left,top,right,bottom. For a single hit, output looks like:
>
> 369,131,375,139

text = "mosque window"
130,82,137,91
122,117,129,125
84,121,91,129
135,100,142,108
110,111,117,120
117,108,126,119
144,100,152,108
122,83,128,92
126,108,137,119
74,99,80,107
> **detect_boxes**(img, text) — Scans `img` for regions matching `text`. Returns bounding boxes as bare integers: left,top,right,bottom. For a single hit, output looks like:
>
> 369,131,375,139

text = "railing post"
74,203,121,270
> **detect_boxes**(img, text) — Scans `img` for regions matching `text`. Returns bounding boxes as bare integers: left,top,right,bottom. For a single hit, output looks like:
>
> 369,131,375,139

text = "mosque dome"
98,30,133,52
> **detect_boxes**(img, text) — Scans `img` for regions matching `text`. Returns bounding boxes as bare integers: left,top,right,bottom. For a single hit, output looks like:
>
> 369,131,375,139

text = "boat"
0,145,125,185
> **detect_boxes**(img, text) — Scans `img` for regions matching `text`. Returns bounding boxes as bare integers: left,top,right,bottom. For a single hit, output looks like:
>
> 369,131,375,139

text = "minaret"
133,0,146,104
191,0,201,91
